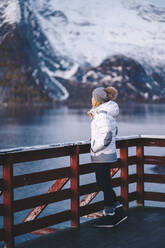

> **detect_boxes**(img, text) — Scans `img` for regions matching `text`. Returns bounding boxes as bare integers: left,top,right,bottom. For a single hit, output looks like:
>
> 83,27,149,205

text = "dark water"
0,103,165,246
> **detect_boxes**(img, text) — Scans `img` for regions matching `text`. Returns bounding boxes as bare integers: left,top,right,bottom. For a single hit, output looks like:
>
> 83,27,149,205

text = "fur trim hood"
88,100,119,119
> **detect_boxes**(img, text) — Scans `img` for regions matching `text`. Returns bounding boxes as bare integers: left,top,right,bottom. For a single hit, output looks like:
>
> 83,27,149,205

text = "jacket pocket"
104,131,112,147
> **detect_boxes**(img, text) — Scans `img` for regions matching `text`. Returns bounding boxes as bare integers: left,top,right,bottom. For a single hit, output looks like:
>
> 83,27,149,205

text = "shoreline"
0,99,165,110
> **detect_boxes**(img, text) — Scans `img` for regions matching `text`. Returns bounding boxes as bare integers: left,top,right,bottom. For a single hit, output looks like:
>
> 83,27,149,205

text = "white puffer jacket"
90,100,119,163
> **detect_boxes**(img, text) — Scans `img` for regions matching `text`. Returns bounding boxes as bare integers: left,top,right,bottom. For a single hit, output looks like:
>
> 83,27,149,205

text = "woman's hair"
92,97,101,108
105,86,118,101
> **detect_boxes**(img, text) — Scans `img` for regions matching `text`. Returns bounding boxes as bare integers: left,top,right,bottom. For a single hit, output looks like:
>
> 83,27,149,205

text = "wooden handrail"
13,167,72,188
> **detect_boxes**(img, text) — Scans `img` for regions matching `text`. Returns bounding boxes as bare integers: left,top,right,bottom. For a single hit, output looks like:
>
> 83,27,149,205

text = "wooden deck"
17,207,165,248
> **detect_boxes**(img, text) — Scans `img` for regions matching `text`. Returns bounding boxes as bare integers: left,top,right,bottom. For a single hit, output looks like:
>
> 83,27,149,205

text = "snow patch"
126,82,138,92
82,71,98,83
152,95,159,100
41,66,69,100
54,63,79,79
27,0,165,70
146,82,152,89
0,0,21,25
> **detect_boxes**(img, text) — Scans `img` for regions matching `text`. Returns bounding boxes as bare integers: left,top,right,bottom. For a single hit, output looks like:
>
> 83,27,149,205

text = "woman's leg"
93,163,128,227
94,163,117,207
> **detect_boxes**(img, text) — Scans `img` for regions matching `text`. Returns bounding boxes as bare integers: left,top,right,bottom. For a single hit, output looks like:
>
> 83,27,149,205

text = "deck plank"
17,207,165,248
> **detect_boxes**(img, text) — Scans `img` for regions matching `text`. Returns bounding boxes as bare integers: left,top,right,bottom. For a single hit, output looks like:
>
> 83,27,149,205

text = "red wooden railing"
0,135,165,248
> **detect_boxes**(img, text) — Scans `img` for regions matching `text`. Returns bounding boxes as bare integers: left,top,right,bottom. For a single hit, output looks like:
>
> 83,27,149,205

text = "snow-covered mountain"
0,0,165,104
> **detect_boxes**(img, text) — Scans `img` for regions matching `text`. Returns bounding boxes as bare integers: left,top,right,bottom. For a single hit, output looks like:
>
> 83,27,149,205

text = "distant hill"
58,55,165,106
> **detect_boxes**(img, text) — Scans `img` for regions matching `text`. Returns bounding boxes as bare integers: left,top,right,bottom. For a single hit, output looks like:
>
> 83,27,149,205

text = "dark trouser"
94,163,117,206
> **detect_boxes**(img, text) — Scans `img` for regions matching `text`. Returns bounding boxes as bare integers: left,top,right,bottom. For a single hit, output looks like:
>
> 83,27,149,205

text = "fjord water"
0,103,165,245
0,103,165,150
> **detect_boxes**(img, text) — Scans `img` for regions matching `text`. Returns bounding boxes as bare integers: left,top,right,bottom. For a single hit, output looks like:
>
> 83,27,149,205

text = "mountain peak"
0,0,165,104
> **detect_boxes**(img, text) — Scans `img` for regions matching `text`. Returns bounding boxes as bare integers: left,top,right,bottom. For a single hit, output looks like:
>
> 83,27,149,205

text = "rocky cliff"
0,24,52,107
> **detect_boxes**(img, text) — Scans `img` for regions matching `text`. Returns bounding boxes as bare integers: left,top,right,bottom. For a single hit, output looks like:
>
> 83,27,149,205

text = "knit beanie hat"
92,86,118,103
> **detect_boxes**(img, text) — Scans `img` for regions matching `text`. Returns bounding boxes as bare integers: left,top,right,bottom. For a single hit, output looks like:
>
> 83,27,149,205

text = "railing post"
3,163,14,248
70,145,80,228
136,141,144,206
120,143,129,211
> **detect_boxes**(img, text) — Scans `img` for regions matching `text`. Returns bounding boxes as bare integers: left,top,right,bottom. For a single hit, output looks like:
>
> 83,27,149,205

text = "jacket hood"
88,100,119,118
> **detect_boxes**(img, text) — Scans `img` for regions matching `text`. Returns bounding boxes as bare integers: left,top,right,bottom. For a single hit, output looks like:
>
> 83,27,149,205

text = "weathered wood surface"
17,207,165,248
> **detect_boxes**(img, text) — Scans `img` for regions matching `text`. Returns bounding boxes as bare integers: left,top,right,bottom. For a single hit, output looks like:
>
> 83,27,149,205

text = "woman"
88,86,127,227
